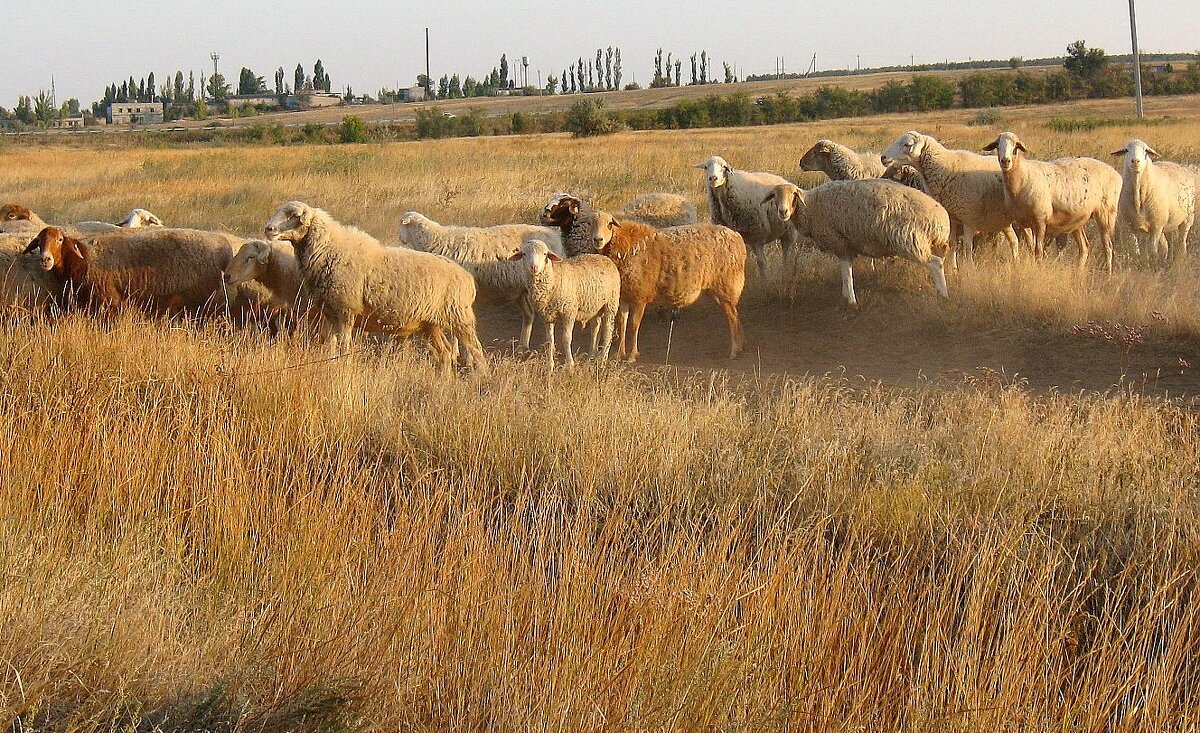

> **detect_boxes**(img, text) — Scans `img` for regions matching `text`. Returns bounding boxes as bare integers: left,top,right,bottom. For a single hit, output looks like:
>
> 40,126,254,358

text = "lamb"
983,131,1121,273
692,155,798,277
509,238,620,367
23,226,250,315
397,211,563,350
799,139,887,181
222,239,304,310
881,131,1022,265
117,208,164,228
266,201,488,374
587,212,746,363
539,192,698,257
1111,138,1196,265
762,180,950,306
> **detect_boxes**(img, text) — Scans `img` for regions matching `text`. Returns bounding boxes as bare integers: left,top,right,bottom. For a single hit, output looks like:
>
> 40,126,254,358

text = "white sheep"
799,139,887,181
763,180,950,306
222,239,304,311
266,201,487,374
882,131,1022,266
398,211,564,350
510,238,620,367
693,155,798,277
117,208,164,228
1,204,164,234
1111,138,1196,265
984,131,1121,273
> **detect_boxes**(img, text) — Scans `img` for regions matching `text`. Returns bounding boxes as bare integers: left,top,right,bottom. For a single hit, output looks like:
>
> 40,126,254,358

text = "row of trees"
429,54,531,100
553,47,624,95
0,92,81,126
650,49,733,88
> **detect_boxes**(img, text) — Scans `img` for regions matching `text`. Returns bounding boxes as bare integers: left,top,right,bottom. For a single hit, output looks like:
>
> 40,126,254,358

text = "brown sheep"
24,226,247,315
586,212,746,363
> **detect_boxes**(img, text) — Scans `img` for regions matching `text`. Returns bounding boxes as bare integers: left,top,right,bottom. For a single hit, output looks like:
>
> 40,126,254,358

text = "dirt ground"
475,270,1200,399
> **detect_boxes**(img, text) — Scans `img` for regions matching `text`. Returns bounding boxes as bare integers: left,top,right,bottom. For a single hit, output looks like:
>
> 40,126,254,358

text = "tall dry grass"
1,96,1200,730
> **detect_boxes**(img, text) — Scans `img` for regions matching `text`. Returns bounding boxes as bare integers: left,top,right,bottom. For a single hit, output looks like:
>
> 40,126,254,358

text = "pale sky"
5,1,1198,108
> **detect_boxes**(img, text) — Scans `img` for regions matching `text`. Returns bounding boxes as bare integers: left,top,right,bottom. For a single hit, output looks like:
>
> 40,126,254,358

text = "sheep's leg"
1003,226,1020,261
626,302,647,363
752,244,770,281
543,318,557,367
948,219,962,271
451,322,489,375
323,313,352,355
597,309,614,363
518,294,535,351
588,316,601,355
839,259,858,306
560,317,576,369
616,302,630,360
1072,228,1090,271
927,256,949,298
1178,222,1191,260
961,229,976,267
425,325,454,376
1149,226,1166,266
711,294,744,358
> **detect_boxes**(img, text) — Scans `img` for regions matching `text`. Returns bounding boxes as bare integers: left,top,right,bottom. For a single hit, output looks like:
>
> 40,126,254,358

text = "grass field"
2,95,1200,731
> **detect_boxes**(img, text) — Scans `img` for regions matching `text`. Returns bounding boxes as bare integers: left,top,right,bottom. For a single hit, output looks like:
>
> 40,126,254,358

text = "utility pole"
425,28,432,97
1128,0,1144,118
857,54,861,72
210,52,220,77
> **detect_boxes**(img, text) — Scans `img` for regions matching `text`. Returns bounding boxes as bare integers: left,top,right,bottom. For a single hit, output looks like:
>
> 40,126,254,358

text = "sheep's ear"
722,164,733,176
611,220,621,229
255,244,272,264
789,189,804,212
22,237,40,254
1145,146,1161,159
67,237,86,260
1110,148,1129,156
509,251,525,261
982,140,999,152
566,200,579,215
547,251,562,262
1015,141,1028,154
692,162,707,169
761,191,776,205
399,214,413,225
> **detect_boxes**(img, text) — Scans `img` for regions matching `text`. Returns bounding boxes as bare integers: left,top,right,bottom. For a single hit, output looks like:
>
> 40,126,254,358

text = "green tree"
33,90,56,126
605,47,614,90
700,51,708,84
206,72,231,101
499,54,509,88
14,96,33,124
313,59,327,91
565,98,624,137
674,59,682,86
1064,40,1108,79
194,98,208,119
448,74,462,99
690,54,698,85
339,114,368,143
416,73,431,95
614,49,622,90
174,71,185,100
295,63,305,92
545,74,559,95
275,67,285,95
238,68,266,95
723,62,735,84
147,72,156,100
438,74,449,99
653,49,664,87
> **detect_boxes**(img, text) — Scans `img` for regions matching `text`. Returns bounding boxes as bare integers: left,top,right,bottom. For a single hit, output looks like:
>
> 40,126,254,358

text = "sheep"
983,131,1121,273
397,211,564,350
539,192,698,257
763,180,949,306
692,156,798,277
117,208,164,228
881,164,931,194
222,239,305,310
0,204,47,234
881,131,1023,266
0,239,59,312
509,238,620,367
1,204,164,234
1111,138,1196,265
266,201,487,375
799,139,887,181
586,212,746,363
23,226,252,315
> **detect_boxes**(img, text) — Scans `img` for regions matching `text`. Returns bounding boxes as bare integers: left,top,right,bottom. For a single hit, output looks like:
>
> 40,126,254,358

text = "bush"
339,115,369,143
565,99,625,137
968,109,1004,127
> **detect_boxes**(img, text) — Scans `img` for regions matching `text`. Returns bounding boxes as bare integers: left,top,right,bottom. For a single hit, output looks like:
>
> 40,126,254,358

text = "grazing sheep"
799,139,887,180
398,211,563,350
267,201,487,374
23,226,250,315
117,208,164,228
222,239,304,310
693,156,798,277
984,131,1121,273
587,212,746,363
510,238,620,367
1111,138,1196,265
539,192,698,257
0,239,59,312
881,131,1022,265
763,180,949,306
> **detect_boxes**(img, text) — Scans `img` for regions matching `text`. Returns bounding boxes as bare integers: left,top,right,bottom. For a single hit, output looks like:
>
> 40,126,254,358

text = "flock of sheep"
1,128,1195,374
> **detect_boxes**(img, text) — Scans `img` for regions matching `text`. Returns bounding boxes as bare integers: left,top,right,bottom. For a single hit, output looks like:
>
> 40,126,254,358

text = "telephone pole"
1128,0,1144,118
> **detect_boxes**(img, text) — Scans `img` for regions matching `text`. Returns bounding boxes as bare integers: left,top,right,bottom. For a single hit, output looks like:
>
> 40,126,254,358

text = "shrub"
339,115,369,143
565,99,625,137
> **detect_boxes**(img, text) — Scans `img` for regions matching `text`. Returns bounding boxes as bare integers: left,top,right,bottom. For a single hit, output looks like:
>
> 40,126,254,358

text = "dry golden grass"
2,96,1200,731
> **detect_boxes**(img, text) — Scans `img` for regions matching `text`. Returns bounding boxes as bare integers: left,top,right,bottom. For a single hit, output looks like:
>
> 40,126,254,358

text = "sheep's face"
24,226,82,273
224,241,271,286
1,204,33,222
693,156,731,189
539,194,581,227
397,211,428,245
265,201,312,243
762,184,804,224
510,239,561,277
119,208,163,228
983,132,1026,173
881,132,925,167
1112,139,1158,174
799,141,832,172
589,212,622,254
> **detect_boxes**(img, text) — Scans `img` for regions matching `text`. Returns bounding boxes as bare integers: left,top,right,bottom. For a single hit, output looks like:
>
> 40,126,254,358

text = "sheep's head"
586,211,623,256
693,155,732,189
881,131,927,167
882,164,928,193
119,208,163,228
24,226,85,274
397,211,432,244
1,204,35,222
509,238,561,277
1112,138,1159,174
539,193,582,227
761,183,806,224
799,140,834,172
265,201,315,243
224,240,272,287
983,132,1027,173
